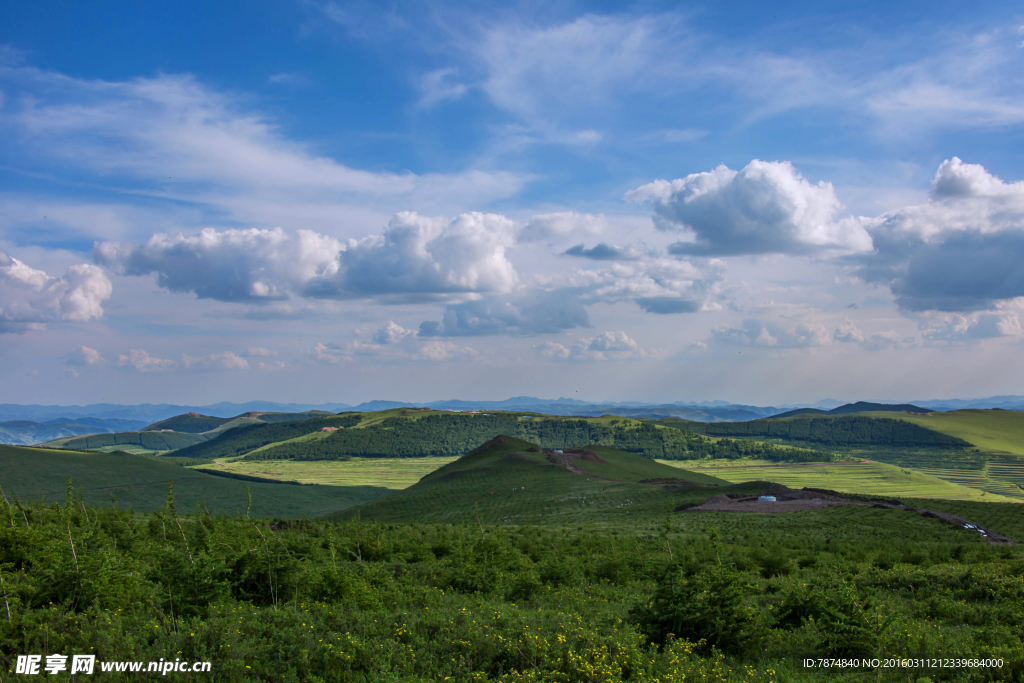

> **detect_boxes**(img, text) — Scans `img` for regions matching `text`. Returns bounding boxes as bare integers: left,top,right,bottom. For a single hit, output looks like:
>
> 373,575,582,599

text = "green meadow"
658,458,1019,501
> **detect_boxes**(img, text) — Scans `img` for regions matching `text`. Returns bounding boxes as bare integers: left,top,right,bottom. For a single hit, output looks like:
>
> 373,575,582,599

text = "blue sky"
1,1,1023,405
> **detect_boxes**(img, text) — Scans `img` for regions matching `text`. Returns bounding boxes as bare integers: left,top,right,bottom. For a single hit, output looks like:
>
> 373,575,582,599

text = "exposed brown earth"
679,485,1013,543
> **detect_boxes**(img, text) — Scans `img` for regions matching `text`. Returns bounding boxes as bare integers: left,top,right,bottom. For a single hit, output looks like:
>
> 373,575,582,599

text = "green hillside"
682,413,972,448
0,444,390,518
860,409,1024,455
187,410,834,463
331,435,730,524
42,430,208,452
143,410,336,434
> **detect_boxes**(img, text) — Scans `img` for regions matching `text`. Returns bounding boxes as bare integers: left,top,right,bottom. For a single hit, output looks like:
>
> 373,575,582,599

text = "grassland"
193,456,459,489
657,458,1019,501
333,437,734,525
861,409,1024,455
0,444,391,517
6,491,1023,682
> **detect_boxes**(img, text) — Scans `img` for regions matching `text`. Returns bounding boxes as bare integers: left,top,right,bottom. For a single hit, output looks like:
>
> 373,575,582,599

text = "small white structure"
553,449,563,454
758,495,777,503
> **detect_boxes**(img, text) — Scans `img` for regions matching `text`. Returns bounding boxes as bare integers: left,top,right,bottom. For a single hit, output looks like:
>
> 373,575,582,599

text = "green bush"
631,564,758,654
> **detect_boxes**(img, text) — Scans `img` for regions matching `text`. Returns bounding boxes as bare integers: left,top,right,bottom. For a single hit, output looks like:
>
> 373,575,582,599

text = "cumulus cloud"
180,352,249,371
95,211,519,304
116,348,254,371
553,258,727,314
563,243,643,261
628,160,873,256
418,292,590,337
0,252,112,333
95,228,341,302
919,312,1023,343
533,331,651,361
306,336,477,364
710,319,832,348
833,321,914,351
117,349,175,373
63,346,105,367
517,212,606,243
309,212,518,300
372,321,414,344
243,346,275,357
854,158,1024,312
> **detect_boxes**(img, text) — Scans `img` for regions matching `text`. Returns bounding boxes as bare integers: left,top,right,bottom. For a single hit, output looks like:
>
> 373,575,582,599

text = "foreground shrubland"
1,487,1022,682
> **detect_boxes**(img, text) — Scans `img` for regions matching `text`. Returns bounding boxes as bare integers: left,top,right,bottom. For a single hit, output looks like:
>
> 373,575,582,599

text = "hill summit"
331,435,727,525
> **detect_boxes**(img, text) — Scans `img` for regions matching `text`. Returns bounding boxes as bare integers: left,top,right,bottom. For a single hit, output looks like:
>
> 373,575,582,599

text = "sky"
1,0,1023,406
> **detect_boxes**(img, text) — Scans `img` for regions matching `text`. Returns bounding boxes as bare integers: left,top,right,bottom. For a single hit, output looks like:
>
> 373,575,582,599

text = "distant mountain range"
0,417,148,446
2,395,1021,445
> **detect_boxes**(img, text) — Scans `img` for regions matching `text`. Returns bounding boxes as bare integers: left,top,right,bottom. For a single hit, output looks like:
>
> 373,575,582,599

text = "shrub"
631,564,758,654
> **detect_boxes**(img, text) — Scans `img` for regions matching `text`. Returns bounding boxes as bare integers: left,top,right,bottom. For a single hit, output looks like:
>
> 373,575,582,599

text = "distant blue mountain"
1,394,1020,431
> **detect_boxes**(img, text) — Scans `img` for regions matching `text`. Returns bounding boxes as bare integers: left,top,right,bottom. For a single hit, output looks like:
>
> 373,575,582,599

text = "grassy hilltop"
332,435,729,525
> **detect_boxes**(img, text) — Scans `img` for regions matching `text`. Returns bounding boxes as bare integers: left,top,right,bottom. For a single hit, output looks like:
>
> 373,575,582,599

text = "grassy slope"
330,436,733,525
860,409,1024,455
658,458,1017,501
191,457,461,489
0,444,390,518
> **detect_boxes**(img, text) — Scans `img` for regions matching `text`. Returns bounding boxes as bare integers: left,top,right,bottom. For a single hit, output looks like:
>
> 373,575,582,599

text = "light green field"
862,409,1024,455
193,457,459,489
656,458,1019,501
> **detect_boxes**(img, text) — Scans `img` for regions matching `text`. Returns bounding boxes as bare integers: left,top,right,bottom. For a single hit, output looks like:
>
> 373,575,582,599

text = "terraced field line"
655,459,1017,501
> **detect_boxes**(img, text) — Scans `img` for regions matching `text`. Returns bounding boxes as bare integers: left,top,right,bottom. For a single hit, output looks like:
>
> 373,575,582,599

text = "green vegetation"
2,481,1022,682
871,409,1024,456
170,414,364,460
141,413,234,433
658,459,1017,501
0,444,390,518
228,411,835,462
192,457,460,489
331,436,730,525
682,414,973,448
42,430,208,451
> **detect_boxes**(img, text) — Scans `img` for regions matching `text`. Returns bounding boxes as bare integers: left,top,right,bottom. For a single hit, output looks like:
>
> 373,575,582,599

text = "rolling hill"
172,409,834,464
0,417,148,446
329,435,731,524
768,401,930,419
0,444,390,517
40,410,346,454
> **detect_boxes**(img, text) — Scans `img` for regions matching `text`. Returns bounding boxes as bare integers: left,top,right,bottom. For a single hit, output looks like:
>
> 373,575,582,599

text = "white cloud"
0,252,112,333
306,332,477,364
117,349,175,373
711,319,832,348
417,68,468,107
0,67,529,231
518,212,607,243
419,291,590,337
63,346,105,367
95,211,519,303
533,331,652,361
833,322,913,351
550,258,727,314
563,243,643,261
919,312,1023,343
95,227,342,303
243,346,275,357
628,160,873,256
854,158,1024,312
180,352,249,371
372,321,414,344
